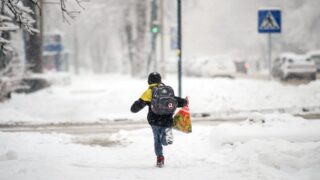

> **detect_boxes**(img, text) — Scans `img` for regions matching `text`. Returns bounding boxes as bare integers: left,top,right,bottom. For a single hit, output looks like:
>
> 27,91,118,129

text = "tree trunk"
0,1,10,70
124,11,135,76
134,0,147,76
0,31,10,70
123,0,148,77
23,0,43,73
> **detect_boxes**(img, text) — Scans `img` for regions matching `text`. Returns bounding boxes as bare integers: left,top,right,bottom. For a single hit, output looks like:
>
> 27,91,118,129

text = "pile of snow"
0,150,18,161
0,113,319,180
182,77,320,113
211,113,320,145
29,72,72,86
0,74,319,124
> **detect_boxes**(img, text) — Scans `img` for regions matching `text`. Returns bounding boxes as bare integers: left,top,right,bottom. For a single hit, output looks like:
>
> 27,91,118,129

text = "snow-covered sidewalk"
1,114,320,180
0,74,320,125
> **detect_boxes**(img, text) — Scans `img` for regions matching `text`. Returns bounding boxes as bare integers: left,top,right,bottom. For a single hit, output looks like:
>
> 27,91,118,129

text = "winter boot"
156,156,164,168
165,128,173,144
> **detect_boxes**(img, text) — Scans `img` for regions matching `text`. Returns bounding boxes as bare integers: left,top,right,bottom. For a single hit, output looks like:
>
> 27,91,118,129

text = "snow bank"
210,139,320,180
0,74,147,124
210,113,320,145
182,77,320,113
173,113,320,180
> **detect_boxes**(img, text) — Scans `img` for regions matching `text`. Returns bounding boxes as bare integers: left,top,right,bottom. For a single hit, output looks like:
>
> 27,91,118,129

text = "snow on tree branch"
1,0,87,54
43,0,88,24
1,0,38,54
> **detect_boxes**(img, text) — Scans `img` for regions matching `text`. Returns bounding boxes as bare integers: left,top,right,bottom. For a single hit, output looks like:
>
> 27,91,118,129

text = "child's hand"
185,96,189,106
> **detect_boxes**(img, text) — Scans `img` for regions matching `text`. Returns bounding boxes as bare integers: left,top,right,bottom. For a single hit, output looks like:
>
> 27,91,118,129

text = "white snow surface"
1,74,320,179
0,114,320,180
0,74,320,124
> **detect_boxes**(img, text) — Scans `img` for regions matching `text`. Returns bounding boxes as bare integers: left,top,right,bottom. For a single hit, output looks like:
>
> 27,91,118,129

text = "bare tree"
121,0,148,77
0,0,38,100
1,0,86,61
0,0,85,100
22,0,43,73
22,0,86,73
0,0,37,55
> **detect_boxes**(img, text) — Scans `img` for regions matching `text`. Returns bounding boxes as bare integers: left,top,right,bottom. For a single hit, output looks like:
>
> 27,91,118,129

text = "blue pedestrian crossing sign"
258,9,281,33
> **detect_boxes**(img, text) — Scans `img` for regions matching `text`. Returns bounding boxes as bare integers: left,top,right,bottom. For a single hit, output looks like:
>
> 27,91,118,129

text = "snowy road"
0,118,242,135
1,113,319,135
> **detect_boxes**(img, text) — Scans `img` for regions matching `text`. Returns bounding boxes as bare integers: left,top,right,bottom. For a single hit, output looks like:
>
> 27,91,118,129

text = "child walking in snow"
130,72,188,167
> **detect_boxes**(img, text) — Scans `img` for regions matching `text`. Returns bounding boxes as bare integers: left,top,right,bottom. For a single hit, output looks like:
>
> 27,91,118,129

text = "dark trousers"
151,125,173,156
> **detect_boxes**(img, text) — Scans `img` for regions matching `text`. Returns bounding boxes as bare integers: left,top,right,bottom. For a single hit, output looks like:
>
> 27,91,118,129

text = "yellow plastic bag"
173,103,192,133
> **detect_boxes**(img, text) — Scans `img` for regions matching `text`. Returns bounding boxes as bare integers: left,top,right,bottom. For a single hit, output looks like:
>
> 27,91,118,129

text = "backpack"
151,84,178,115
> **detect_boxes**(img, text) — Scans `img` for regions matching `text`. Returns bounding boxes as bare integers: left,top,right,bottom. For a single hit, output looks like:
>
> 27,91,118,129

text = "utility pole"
159,0,165,77
177,0,182,97
146,0,159,74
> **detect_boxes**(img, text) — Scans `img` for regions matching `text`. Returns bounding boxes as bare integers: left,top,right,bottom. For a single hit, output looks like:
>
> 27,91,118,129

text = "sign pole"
160,0,165,78
268,33,272,80
177,0,182,97
258,9,281,80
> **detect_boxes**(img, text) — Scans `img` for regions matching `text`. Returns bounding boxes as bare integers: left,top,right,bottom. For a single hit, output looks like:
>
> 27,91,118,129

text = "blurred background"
1,0,320,79
1,0,320,101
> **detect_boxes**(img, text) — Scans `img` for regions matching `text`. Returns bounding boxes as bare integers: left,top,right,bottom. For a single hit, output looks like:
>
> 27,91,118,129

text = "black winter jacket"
130,83,187,127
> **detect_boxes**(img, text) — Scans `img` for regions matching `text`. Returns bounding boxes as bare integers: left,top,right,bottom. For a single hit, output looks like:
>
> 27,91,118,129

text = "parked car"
184,56,208,77
272,53,317,80
184,55,237,78
200,55,237,78
307,50,320,72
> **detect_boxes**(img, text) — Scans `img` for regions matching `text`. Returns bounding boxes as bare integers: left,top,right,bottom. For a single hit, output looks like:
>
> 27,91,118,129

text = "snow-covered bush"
0,0,36,100
0,51,24,101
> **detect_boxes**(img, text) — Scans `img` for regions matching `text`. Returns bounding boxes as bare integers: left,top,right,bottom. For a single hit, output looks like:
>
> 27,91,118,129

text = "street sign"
258,9,282,80
258,9,281,33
